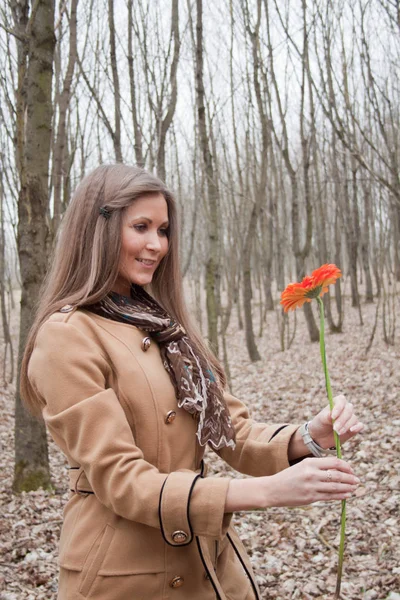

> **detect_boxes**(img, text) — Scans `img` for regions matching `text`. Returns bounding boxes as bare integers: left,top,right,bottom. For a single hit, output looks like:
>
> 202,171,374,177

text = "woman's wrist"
288,426,313,461
225,477,271,512
307,419,323,447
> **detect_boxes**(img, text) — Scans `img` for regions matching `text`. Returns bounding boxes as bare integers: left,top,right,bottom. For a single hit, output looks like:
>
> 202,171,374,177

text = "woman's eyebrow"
132,216,169,226
133,216,152,223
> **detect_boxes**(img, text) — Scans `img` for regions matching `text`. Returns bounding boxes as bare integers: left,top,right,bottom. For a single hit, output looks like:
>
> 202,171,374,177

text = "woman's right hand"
263,457,360,508
224,457,360,512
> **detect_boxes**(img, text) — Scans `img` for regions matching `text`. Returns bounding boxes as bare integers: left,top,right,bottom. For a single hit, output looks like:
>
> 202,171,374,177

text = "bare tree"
266,0,319,341
0,168,14,384
11,0,55,493
193,0,220,354
108,0,122,163
127,0,144,166
52,0,78,234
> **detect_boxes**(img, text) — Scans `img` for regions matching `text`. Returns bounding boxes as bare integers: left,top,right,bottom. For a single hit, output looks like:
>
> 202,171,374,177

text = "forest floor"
1,290,399,599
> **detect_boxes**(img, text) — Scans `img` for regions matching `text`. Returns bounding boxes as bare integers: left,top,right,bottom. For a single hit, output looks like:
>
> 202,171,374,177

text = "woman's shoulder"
30,308,112,381
41,306,95,332
36,307,106,351
40,305,144,346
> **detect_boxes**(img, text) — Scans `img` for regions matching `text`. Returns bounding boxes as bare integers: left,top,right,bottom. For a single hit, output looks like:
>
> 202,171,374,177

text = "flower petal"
280,264,341,311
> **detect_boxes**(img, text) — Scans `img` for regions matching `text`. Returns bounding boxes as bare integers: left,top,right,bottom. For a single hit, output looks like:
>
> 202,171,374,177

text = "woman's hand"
308,394,364,450
263,457,360,508
224,456,360,512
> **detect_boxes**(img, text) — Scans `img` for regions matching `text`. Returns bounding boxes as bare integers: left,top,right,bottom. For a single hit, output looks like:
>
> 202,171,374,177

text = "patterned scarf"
88,285,236,450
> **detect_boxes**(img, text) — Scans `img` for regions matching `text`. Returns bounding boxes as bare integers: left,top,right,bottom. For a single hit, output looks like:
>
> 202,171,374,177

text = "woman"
21,164,363,600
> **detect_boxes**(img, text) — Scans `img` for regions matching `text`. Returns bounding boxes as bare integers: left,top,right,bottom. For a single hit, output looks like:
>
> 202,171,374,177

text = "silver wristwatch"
299,421,336,457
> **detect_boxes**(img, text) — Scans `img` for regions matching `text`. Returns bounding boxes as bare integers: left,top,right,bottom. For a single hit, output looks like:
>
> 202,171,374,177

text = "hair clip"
99,206,111,219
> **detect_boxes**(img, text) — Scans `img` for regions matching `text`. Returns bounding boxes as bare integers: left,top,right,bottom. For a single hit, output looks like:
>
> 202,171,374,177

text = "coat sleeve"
215,392,302,477
28,320,230,543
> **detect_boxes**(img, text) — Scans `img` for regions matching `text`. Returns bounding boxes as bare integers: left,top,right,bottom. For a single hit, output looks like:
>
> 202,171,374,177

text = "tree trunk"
392,199,400,282
265,0,318,341
361,184,374,302
52,0,78,234
195,0,219,355
156,0,180,182
108,0,123,163
242,203,261,361
0,173,14,384
347,158,361,308
127,0,144,167
13,0,55,493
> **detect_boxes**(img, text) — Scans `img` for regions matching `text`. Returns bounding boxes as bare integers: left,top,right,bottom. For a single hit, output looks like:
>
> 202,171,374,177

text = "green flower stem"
316,297,346,599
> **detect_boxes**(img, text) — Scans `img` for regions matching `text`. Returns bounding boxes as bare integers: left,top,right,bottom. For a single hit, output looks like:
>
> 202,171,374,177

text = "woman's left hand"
308,394,364,449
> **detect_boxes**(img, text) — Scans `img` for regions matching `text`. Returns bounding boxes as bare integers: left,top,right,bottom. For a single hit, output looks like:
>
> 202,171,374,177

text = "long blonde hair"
21,164,225,416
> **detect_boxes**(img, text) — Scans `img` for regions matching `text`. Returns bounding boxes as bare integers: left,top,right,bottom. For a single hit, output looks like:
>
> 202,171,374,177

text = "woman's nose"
145,231,162,251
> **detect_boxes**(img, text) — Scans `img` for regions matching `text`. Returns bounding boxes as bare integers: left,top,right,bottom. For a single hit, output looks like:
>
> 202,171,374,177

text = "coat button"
169,576,184,588
141,336,151,352
165,410,176,424
172,530,188,544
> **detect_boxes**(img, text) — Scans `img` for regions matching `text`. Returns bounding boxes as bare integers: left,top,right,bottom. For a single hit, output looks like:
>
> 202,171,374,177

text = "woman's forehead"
123,194,169,220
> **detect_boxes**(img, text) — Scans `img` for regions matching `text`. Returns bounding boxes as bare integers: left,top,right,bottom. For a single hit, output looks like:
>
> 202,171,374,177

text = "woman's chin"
130,273,154,287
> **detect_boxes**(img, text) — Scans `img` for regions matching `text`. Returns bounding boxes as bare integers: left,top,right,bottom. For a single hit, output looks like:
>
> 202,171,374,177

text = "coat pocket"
59,496,165,576
78,524,115,597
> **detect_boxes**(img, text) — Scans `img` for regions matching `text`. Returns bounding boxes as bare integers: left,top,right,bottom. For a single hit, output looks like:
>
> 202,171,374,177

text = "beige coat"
28,308,299,600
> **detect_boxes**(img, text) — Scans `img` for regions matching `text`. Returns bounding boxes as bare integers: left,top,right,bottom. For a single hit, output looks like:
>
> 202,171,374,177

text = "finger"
338,413,360,438
331,394,347,420
312,457,355,475
339,418,365,441
343,413,358,431
334,402,354,434
318,482,359,495
350,421,364,433
320,469,360,486
315,492,353,503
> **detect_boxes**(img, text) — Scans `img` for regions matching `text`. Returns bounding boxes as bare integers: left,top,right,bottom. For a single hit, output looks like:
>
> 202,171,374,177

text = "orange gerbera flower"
280,264,342,312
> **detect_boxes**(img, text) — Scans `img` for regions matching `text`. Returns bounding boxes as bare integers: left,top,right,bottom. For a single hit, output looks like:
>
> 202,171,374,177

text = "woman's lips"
136,258,157,268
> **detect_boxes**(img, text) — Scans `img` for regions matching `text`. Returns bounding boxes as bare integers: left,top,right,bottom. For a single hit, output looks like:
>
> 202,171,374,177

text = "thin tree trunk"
52,0,78,234
265,0,319,341
13,0,55,493
361,184,374,302
195,0,219,354
156,0,180,182
242,202,261,361
127,0,144,167
108,0,123,163
0,173,14,384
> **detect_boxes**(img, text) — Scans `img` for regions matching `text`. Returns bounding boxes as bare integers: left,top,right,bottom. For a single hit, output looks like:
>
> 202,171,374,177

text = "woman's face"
113,193,169,294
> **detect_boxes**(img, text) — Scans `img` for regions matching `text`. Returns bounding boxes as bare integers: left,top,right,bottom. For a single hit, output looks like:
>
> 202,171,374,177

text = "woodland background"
0,0,399,598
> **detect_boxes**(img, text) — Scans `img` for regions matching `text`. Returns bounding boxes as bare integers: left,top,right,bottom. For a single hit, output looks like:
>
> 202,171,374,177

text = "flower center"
305,285,322,299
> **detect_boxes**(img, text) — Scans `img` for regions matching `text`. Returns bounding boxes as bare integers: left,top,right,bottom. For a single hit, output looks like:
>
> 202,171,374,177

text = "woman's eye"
159,228,169,237
133,224,146,232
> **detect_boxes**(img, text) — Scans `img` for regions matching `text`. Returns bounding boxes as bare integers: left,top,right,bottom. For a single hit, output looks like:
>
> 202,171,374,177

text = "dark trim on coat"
227,532,260,600
268,424,288,441
195,536,221,600
158,473,201,547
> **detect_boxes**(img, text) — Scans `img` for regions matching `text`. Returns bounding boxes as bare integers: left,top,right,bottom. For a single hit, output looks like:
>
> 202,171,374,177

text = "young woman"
21,164,363,600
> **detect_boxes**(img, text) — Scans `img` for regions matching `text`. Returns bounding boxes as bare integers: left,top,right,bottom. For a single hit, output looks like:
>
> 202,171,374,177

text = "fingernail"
354,477,360,484
334,423,341,434
350,423,363,432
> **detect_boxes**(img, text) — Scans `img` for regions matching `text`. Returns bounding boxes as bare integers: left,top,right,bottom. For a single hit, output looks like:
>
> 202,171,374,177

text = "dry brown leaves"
1,296,399,599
